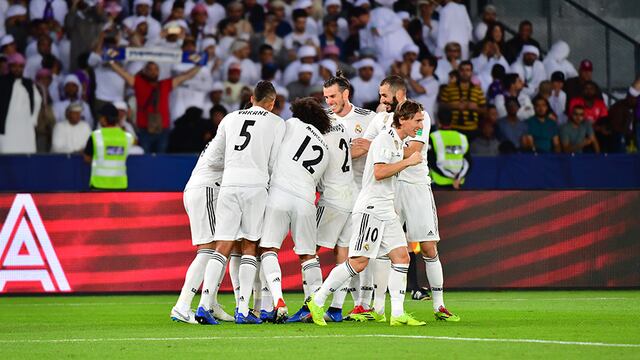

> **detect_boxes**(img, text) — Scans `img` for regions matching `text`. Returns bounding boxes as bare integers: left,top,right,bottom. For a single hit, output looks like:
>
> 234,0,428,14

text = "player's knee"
420,241,438,259
299,254,315,262
196,241,215,251
349,257,369,273
215,240,235,256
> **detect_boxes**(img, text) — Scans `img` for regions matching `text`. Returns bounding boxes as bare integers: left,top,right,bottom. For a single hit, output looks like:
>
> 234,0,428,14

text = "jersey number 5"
293,135,324,174
234,120,256,151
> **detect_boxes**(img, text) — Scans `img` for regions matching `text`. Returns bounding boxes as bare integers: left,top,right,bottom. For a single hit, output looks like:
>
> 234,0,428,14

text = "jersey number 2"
234,120,256,151
293,136,324,174
339,138,350,173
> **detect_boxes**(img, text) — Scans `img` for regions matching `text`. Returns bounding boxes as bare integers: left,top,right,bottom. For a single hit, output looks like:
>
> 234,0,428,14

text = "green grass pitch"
1,291,639,359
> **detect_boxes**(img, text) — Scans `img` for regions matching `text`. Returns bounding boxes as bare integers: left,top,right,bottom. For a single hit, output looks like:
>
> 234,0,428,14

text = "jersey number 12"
292,135,324,174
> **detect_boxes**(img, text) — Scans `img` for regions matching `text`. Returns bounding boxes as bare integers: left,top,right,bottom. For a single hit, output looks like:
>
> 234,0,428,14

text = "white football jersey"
217,105,285,188
317,119,355,212
353,127,404,221
363,110,432,185
184,134,224,192
330,105,375,187
270,118,330,205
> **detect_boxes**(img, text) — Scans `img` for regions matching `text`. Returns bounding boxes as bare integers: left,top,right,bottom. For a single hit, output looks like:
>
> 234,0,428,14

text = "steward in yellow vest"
428,108,472,189
83,104,133,190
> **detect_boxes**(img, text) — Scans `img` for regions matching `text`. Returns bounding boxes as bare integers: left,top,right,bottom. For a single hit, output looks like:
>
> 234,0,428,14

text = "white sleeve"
363,113,388,141
88,52,102,68
205,120,227,169
268,119,286,176
51,125,63,153
495,95,507,118
371,136,393,164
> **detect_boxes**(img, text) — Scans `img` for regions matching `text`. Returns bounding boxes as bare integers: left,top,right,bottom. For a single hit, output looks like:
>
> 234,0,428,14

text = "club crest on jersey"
355,123,363,134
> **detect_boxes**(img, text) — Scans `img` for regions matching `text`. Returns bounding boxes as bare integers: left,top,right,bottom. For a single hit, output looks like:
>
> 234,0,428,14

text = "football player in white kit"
196,81,286,324
170,134,234,325
306,100,427,326
317,72,377,322
363,76,460,322
260,97,332,323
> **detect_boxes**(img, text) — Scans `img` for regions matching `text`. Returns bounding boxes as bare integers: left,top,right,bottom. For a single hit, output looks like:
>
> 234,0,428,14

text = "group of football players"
169,73,459,326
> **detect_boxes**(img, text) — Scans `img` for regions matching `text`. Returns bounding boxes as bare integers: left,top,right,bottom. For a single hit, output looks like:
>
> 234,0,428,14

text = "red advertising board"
0,191,638,293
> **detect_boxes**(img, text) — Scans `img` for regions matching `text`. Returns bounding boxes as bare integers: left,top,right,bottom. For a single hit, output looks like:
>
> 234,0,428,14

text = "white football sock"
348,273,360,306
198,252,227,310
237,255,258,316
329,263,350,309
175,249,214,313
259,264,273,311
209,253,227,308
301,257,323,295
261,251,284,306
388,263,409,317
424,254,444,311
357,263,374,310
229,254,241,303
372,257,391,314
314,262,358,307
252,259,262,310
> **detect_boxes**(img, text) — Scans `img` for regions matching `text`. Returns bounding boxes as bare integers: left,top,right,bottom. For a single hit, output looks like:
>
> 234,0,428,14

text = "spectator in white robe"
543,40,578,80
436,0,473,60
435,41,462,85
472,40,509,93
359,6,414,71
53,74,94,128
350,59,379,109
473,4,497,42
418,0,439,55
322,0,349,41
282,45,319,86
51,102,91,153
221,39,260,86
201,0,226,29
0,53,42,154
123,0,162,41
511,45,547,98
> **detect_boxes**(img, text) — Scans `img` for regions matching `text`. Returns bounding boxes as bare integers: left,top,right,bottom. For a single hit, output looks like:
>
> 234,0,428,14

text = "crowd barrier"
1,191,637,293
1,153,639,191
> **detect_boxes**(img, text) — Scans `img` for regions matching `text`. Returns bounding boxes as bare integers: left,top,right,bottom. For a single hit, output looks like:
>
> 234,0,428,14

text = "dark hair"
217,19,233,34
437,107,452,126
392,99,423,127
253,80,276,102
172,0,185,10
502,73,520,90
259,44,274,54
210,104,228,117
380,75,406,93
519,20,533,29
323,69,351,92
261,63,277,80
459,60,473,70
505,97,520,108
532,95,551,116
99,104,119,125
423,55,437,70
484,22,506,44
551,71,565,82
572,105,585,114
323,14,339,26
350,6,369,18
292,9,308,21
491,64,506,79
290,97,332,134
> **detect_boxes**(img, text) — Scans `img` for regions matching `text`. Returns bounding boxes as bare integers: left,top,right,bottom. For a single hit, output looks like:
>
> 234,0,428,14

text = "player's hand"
453,178,461,189
406,151,423,166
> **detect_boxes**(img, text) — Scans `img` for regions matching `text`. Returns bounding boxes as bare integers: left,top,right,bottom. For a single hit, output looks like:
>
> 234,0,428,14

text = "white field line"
0,297,635,307
0,334,638,348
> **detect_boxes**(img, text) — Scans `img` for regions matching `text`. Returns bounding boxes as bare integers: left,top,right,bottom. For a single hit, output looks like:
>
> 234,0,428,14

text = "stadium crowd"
0,0,639,156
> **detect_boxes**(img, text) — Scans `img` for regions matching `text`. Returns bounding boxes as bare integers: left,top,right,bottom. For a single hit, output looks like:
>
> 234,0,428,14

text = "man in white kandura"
260,97,332,323
171,130,234,325
195,81,285,324
306,100,426,326
360,75,460,322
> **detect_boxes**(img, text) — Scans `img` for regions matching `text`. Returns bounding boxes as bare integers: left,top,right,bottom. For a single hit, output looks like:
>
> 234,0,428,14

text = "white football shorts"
316,204,352,249
260,187,317,255
348,212,407,259
395,182,440,242
183,187,218,246
213,186,267,242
